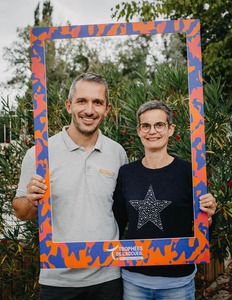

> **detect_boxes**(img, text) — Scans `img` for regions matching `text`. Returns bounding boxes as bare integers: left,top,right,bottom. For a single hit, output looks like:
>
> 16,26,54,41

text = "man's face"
66,80,110,136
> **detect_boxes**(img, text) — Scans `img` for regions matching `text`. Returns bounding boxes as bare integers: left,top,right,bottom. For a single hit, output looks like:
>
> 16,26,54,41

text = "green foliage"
112,0,232,96
203,79,232,262
107,64,191,161
112,0,159,22
0,98,39,299
0,222,39,299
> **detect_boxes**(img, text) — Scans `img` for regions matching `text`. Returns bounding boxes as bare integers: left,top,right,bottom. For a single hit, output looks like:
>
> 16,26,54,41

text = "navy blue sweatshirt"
113,157,195,277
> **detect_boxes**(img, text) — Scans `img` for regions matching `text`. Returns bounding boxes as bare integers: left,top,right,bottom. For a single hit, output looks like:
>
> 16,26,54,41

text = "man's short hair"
68,73,109,105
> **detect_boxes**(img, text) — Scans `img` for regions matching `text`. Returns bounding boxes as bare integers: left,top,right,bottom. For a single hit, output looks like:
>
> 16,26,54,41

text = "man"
12,73,128,300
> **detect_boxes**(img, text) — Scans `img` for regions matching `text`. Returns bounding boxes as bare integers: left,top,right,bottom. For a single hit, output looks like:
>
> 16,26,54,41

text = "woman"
113,100,217,300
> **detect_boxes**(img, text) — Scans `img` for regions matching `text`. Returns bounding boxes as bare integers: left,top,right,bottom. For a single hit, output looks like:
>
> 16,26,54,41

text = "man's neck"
66,126,99,153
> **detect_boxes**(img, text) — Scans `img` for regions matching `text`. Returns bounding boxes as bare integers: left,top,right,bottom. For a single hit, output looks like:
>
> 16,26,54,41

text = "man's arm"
12,197,38,220
12,174,47,221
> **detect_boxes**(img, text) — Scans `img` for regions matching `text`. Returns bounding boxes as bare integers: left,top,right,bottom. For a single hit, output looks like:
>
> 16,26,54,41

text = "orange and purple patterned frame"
30,19,209,269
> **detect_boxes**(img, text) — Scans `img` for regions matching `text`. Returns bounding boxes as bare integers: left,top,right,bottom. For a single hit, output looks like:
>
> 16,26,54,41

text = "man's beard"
72,115,102,136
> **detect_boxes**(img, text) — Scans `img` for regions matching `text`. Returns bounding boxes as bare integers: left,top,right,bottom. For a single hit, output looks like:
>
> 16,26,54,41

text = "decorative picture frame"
30,19,209,269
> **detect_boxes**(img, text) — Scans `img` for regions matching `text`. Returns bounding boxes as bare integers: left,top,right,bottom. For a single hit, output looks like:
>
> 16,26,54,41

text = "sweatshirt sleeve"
113,168,128,239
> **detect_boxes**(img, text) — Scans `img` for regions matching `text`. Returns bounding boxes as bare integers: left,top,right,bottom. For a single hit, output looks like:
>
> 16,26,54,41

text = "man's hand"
26,174,47,207
13,174,47,220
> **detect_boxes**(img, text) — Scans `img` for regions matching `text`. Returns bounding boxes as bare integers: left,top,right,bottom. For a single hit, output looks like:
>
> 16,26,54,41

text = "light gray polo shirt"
16,126,128,287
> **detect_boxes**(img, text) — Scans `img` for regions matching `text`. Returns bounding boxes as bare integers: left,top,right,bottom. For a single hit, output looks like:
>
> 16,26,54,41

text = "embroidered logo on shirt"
99,169,115,177
129,185,172,231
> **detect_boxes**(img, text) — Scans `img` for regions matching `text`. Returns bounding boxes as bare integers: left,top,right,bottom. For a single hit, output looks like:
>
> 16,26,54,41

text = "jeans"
40,278,123,300
123,278,195,300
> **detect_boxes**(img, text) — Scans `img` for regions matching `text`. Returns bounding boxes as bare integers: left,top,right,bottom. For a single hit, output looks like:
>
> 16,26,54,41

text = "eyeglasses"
139,122,167,133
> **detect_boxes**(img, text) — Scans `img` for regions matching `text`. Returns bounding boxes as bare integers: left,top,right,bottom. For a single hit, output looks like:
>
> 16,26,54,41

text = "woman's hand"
199,193,217,225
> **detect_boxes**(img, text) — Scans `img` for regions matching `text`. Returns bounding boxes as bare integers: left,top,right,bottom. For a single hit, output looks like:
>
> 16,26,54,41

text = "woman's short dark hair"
136,100,173,125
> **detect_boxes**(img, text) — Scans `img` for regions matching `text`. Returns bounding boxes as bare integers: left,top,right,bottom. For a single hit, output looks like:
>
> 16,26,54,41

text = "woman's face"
137,109,175,152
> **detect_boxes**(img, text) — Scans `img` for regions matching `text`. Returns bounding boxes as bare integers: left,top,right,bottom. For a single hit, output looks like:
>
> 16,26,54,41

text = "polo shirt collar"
62,126,103,152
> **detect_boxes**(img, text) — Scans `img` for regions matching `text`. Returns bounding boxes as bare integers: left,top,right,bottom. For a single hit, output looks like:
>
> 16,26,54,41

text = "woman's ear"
168,124,175,137
137,125,141,137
